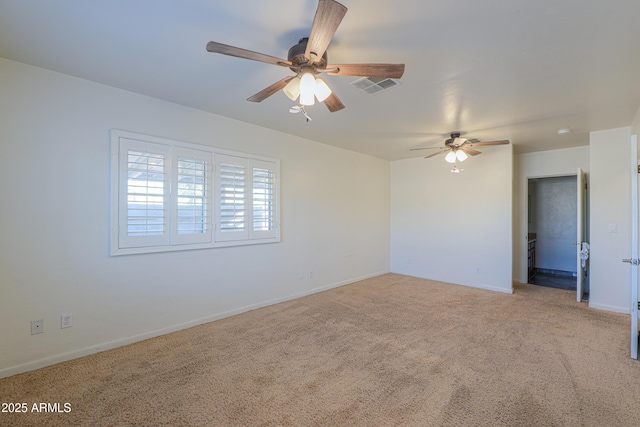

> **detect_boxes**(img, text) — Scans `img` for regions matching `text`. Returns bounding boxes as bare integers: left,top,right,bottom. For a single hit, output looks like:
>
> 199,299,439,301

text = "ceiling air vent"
350,77,402,95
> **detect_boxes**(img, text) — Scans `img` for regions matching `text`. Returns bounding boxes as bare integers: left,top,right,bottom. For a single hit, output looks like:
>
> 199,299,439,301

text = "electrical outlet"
61,313,73,329
31,319,43,335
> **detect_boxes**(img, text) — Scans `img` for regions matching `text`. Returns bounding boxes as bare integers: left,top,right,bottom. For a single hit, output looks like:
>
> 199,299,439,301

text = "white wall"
632,105,640,136
514,146,590,283
390,145,513,293
589,127,632,313
0,58,391,377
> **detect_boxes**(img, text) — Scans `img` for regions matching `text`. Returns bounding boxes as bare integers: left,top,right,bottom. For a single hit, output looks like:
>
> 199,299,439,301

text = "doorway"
527,176,580,293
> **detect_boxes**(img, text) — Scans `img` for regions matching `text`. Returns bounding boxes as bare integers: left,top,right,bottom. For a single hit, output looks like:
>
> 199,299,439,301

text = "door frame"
523,173,588,293
630,135,638,359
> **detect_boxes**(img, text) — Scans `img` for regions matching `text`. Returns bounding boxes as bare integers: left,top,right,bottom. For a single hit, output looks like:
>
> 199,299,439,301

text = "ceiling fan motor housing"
288,37,328,72
445,132,462,146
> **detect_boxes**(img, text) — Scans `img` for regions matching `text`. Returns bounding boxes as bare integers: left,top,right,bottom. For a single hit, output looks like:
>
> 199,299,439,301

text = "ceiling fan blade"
323,92,345,112
466,140,510,147
206,41,292,68
305,0,348,64
460,147,482,156
325,64,405,79
410,146,444,151
424,149,449,159
247,77,293,103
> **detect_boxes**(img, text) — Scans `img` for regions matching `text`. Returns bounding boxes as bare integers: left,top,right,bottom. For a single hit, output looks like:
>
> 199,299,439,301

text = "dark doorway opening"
527,176,581,295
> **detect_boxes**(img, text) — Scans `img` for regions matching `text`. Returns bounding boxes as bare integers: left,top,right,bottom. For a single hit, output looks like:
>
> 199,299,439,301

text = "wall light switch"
609,223,618,233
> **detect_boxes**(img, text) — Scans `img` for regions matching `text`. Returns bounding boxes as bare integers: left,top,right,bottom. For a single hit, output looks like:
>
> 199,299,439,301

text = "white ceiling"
1,0,639,160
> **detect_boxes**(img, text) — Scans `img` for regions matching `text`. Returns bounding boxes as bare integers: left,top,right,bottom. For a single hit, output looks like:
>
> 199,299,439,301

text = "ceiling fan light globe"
456,150,468,162
445,151,457,163
299,73,316,106
314,78,332,102
283,77,301,101
300,92,315,106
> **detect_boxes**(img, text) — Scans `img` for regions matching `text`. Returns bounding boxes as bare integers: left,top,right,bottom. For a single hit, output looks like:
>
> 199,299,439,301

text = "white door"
576,168,586,302
629,136,638,359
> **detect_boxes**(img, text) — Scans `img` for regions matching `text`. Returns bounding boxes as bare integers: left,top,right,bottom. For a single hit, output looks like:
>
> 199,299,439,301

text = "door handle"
623,258,640,265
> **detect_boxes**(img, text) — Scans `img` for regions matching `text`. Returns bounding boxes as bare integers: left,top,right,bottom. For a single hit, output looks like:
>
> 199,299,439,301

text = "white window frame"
117,138,171,249
171,146,213,246
214,155,279,243
249,159,278,240
110,130,280,256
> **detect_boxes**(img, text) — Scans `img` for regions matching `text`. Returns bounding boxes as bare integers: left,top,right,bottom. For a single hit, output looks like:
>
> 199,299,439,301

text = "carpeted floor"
1,273,639,426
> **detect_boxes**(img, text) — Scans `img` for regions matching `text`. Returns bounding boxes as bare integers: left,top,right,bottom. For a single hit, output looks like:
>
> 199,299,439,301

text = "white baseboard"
470,282,515,294
588,302,630,314
0,270,390,379
391,270,513,295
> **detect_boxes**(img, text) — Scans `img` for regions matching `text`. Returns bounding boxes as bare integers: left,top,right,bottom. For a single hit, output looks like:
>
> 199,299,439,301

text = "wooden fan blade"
466,140,510,147
247,77,293,103
460,147,482,156
305,0,348,64
410,146,444,151
424,149,449,159
323,92,345,112
325,64,405,79
206,41,292,67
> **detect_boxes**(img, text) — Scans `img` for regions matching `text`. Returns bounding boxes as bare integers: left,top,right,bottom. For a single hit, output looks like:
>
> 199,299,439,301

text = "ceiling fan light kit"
285,73,332,106
205,0,405,113
410,132,510,169
314,78,332,102
283,77,301,101
445,151,457,163
299,73,317,105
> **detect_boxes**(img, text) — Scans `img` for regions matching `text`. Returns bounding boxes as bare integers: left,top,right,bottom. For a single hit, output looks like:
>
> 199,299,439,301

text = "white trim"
630,134,638,359
588,302,630,314
390,271,514,294
0,270,390,379
461,282,514,294
519,172,581,285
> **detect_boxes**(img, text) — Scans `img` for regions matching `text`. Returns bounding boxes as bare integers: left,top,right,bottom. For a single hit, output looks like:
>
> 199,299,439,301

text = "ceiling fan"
410,132,510,163
205,0,405,112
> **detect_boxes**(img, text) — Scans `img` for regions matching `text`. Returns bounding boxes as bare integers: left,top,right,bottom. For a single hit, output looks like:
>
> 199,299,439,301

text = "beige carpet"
2,273,640,426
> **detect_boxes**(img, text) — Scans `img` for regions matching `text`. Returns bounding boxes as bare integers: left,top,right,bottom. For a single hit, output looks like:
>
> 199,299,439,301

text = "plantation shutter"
171,147,213,245
250,159,277,239
111,130,280,255
118,138,170,248
215,154,249,241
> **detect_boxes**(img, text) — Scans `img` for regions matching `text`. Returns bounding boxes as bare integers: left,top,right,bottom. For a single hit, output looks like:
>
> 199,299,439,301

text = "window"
214,155,278,242
110,130,279,255
252,163,276,234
